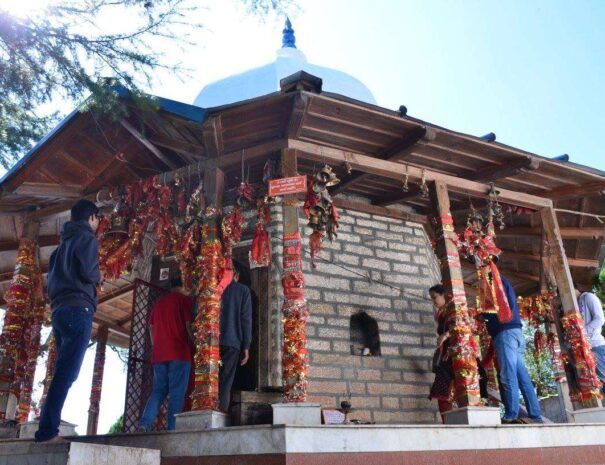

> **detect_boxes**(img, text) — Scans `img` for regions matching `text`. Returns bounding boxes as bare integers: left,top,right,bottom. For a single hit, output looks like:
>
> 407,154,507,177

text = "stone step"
0,440,160,465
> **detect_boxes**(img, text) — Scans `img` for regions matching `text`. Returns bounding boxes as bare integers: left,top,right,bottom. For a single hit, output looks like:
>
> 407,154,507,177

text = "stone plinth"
567,407,605,423
19,420,77,439
272,402,321,425
175,410,229,430
0,420,18,439
443,406,501,425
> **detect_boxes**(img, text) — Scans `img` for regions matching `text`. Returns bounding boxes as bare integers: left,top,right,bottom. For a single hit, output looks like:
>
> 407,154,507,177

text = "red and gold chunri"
191,207,224,410
281,232,309,402
561,311,603,402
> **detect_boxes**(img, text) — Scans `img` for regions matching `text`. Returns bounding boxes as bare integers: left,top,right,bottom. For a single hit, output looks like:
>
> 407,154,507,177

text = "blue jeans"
139,360,191,431
35,306,93,441
493,327,542,421
592,345,605,391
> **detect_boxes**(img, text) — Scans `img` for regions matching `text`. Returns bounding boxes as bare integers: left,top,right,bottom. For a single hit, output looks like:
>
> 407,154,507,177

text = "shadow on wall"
350,311,381,356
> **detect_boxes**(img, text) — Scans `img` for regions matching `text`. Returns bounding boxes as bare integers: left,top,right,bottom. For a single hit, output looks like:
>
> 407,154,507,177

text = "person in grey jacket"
574,282,605,392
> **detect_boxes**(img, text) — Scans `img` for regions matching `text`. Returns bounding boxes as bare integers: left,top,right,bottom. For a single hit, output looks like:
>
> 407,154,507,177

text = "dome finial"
282,17,296,49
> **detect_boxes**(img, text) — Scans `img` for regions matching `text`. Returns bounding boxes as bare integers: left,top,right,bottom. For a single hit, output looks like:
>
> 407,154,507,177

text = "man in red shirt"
138,278,194,431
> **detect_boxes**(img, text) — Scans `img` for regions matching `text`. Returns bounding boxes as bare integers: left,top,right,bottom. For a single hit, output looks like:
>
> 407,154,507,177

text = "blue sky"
2,0,605,434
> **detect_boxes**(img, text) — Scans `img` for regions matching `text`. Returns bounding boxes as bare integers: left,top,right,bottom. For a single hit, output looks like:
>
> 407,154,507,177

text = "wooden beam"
428,180,479,407
98,283,135,305
0,235,60,253
540,206,602,408
286,93,309,139
201,116,224,158
120,119,177,169
12,182,83,200
331,126,432,195
501,249,598,268
92,313,130,338
288,139,553,209
149,135,205,160
332,198,427,224
469,158,540,182
371,185,423,207
546,181,605,200
496,226,605,240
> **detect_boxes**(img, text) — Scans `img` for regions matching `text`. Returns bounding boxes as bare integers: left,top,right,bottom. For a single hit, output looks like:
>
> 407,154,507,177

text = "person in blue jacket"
483,271,543,424
35,199,101,442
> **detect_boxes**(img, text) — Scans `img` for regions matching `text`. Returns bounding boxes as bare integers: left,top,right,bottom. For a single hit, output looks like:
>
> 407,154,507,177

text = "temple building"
0,18,605,465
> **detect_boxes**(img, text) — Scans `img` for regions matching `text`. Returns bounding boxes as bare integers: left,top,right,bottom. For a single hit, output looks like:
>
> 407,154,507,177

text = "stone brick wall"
298,207,442,424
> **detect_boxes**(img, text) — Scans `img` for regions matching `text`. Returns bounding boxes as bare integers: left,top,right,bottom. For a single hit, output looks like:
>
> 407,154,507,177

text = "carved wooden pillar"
0,222,42,421
540,206,602,408
280,148,308,402
87,325,108,435
429,181,480,407
191,165,225,410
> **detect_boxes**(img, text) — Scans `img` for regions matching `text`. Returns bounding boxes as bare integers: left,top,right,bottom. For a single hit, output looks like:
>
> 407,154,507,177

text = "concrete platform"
0,440,160,465
6,423,603,465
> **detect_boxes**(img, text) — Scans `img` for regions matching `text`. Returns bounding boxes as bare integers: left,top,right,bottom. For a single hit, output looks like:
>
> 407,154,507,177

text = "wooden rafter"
285,93,309,139
469,157,540,182
288,139,553,209
496,226,605,240
201,116,224,158
501,249,598,268
0,234,60,253
149,135,205,160
331,126,431,195
12,182,83,200
546,180,605,200
120,119,177,169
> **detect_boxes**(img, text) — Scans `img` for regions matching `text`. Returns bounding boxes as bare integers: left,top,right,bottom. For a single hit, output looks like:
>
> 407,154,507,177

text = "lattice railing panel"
123,279,167,432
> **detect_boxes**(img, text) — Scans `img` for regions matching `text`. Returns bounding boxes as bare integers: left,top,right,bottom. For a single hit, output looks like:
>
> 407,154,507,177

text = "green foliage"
523,326,557,398
107,414,124,434
0,0,293,169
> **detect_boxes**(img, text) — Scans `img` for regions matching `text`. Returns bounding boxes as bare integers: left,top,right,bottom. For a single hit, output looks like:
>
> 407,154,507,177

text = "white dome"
194,20,376,108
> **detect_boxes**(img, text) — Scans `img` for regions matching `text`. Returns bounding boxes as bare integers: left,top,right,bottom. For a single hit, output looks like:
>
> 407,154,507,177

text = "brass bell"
343,160,353,176
325,171,340,187
308,214,321,227
309,204,327,217
106,215,128,236
317,164,334,183
312,179,326,193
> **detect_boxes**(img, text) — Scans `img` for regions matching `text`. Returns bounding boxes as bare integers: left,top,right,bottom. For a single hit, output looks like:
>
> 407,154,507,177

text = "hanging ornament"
303,168,339,268
401,165,410,192
250,196,272,267
419,169,429,198
343,152,353,176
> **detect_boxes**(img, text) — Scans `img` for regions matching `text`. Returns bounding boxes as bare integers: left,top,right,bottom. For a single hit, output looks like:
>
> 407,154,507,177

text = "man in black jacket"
35,199,101,442
218,261,253,412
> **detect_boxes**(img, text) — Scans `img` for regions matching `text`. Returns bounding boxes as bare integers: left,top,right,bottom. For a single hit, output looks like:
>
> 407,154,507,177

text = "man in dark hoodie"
218,261,253,412
35,199,101,442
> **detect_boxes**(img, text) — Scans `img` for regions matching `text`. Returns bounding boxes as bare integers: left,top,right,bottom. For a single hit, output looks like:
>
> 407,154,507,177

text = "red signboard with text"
268,175,307,197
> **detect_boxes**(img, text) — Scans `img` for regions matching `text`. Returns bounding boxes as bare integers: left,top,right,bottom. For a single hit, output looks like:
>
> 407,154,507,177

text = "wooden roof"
1,75,604,342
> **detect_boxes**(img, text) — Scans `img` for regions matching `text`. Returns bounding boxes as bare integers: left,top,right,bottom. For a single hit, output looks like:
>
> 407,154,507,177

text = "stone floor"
3,423,604,465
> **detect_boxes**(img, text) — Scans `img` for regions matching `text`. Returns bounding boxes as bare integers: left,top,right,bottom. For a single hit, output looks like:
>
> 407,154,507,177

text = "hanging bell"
308,214,321,228
325,171,341,187
343,160,353,176
106,215,128,236
312,179,326,193
309,204,327,217
318,164,334,181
